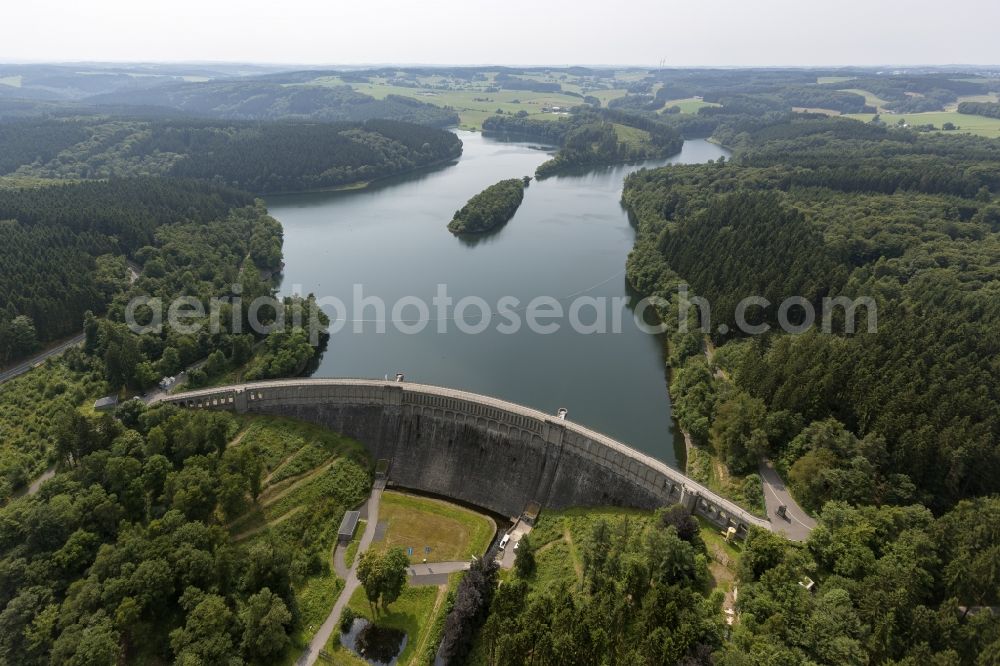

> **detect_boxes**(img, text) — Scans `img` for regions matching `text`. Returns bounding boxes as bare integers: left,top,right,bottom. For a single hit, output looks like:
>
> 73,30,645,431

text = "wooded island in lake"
447,177,526,234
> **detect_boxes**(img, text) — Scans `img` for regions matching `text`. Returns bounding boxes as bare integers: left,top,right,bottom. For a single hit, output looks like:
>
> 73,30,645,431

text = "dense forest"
958,100,1000,119
0,179,253,362
0,404,371,664
457,508,723,665
452,499,1000,665
723,499,1000,664
0,117,463,193
624,116,1000,511
448,178,526,234
0,196,329,497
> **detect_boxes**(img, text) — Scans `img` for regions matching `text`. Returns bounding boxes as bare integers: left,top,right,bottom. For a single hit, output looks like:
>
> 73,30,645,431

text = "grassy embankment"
222,415,372,665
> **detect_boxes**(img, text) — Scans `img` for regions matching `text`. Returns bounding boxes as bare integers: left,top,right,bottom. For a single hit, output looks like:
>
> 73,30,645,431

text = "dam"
158,378,771,537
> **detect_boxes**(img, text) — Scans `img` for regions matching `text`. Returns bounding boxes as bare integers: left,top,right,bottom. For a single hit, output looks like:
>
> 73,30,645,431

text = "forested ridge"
448,178,526,234
86,81,459,126
624,116,1000,512
0,117,463,193
484,109,684,177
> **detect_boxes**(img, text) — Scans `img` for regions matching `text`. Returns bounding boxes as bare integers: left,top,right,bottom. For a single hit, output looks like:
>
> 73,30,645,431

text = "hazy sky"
4,0,998,66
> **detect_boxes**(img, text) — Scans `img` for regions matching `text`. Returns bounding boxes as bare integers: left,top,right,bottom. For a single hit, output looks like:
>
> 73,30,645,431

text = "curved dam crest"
158,378,771,537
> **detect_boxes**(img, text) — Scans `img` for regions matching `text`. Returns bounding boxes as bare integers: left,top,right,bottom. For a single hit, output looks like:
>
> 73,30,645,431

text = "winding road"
0,262,140,387
759,459,816,541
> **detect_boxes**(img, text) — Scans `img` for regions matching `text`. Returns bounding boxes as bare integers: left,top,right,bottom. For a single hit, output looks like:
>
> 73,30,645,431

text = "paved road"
1,263,139,388
299,482,384,666
759,459,816,541
498,520,532,570
0,333,85,385
140,360,206,404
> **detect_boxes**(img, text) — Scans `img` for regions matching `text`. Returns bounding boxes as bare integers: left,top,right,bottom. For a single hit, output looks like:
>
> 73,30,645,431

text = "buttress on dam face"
161,378,771,537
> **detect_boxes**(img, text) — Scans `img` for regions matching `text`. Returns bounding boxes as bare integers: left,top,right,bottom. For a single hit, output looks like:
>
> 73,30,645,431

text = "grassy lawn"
696,516,741,595
376,491,495,562
662,97,721,114
344,519,366,568
844,110,1000,138
323,583,446,665
232,414,368,490
529,507,656,592
612,123,652,149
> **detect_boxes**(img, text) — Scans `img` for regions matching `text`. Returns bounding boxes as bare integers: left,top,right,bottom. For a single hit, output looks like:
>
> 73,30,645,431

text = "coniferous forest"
0,118,463,193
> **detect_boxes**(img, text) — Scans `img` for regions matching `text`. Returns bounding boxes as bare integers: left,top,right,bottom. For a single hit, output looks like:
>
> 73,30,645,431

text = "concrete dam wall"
159,378,770,536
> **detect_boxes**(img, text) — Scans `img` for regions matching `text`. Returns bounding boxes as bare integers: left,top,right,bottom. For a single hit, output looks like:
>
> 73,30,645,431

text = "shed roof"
338,510,361,538
93,395,119,411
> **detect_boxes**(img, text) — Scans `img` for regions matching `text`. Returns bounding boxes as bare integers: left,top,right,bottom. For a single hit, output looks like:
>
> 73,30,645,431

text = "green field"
839,87,892,110
587,88,629,106
0,75,22,87
817,76,856,84
611,123,652,149
304,69,661,128
662,97,721,114
312,77,583,130
376,490,495,562
844,110,1000,138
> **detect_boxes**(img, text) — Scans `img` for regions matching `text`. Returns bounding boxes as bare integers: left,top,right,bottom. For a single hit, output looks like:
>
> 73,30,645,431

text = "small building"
93,395,119,413
521,501,541,525
338,510,361,544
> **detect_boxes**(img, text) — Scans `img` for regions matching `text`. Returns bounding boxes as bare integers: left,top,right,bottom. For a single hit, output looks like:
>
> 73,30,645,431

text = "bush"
339,606,356,633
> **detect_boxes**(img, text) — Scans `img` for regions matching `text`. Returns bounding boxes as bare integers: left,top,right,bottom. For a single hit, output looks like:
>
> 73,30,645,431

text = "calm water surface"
268,132,729,467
